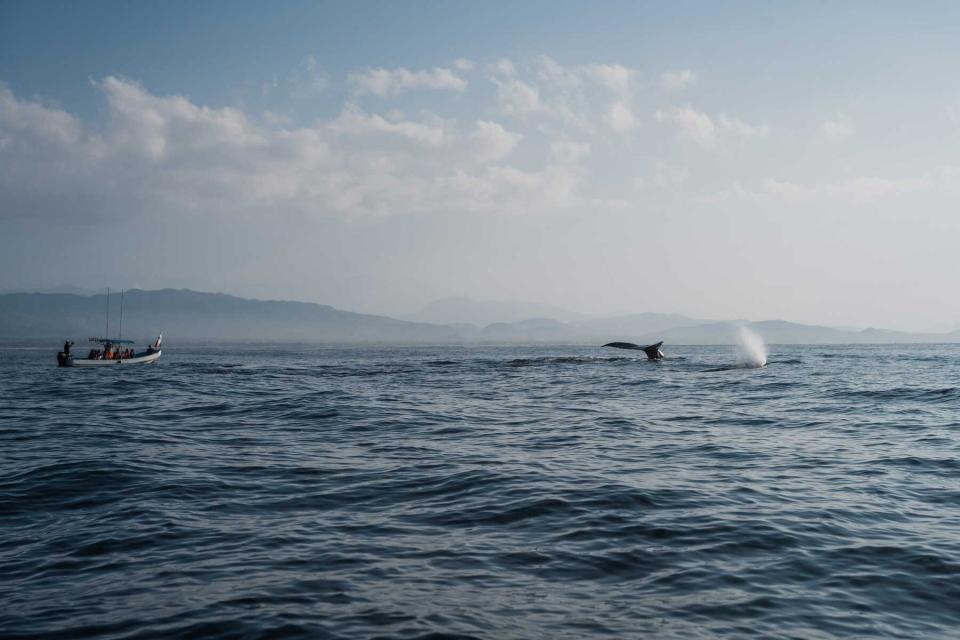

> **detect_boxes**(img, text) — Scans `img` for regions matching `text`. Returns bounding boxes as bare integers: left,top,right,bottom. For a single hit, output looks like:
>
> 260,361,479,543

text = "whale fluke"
602,340,665,360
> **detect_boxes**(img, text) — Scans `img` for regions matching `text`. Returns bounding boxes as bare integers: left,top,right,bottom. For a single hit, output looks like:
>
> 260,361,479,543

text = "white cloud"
289,55,329,97
655,105,768,146
492,75,589,131
716,114,769,139
660,69,696,91
452,58,474,71
0,78,570,221
634,160,690,189
491,58,516,77
820,113,856,138
434,164,584,214
656,105,717,146
550,140,590,164
605,101,637,133
0,83,83,146
348,66,467,97
96,76,264,159
470,120,523,163
535,56,583,91
584,64,631,95
493,57,637,133
329,107,447,147
535,57,633,95
494,78,543,118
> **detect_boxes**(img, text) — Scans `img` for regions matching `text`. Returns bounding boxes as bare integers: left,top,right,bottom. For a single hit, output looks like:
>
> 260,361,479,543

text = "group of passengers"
87,347,136,360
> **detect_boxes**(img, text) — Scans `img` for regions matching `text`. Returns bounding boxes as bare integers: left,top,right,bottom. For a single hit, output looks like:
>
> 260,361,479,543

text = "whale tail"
602,340,664,360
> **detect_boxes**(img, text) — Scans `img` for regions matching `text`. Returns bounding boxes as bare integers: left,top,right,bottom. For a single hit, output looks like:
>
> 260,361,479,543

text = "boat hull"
61,350,161,367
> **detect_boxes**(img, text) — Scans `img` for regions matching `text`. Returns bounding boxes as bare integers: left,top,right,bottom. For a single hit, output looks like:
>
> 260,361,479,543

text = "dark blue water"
3,343,960,639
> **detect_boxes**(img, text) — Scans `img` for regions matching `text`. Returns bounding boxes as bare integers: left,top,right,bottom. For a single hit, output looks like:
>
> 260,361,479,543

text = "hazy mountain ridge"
0,289,458,343
403,297,587,326
1,289,958,345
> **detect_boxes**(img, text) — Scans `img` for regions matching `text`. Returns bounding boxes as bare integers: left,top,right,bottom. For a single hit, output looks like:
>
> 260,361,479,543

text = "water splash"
736,326,768,368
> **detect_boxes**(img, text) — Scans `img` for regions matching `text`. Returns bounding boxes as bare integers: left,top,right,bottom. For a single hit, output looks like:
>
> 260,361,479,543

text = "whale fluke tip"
602,340,665,360
602,341,642,350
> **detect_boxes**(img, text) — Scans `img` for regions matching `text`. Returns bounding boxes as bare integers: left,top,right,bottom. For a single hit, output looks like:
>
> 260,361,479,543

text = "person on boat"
63,340,73,358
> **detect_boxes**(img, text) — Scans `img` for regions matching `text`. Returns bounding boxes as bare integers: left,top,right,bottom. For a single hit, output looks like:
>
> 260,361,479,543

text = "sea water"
2,343,960,639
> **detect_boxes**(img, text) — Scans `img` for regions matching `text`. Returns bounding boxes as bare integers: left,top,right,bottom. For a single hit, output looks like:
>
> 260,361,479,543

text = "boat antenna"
105,288,110,340
119,289,124,340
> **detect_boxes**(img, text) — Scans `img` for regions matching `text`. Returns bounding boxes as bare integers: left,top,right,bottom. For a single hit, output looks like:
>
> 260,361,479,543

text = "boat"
57,335,162,367
55,288,163,367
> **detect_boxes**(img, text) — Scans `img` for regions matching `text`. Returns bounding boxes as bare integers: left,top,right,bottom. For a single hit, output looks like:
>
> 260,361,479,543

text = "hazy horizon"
5,285,960,338
3,2,960,332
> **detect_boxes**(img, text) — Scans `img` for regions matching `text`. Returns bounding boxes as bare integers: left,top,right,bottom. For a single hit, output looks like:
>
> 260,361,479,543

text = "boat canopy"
87,337,135,344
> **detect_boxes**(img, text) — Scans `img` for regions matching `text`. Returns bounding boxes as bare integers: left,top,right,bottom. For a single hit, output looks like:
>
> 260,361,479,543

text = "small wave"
878,456,960,473
191,365,259,376
704,363,768,372
840,386,959,402
507,356,617,367
0,460,148,514
622,378,659,386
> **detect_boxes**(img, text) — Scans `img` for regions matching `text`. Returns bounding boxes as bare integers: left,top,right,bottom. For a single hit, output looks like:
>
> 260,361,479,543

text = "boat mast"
119,289,124,340
105,288,110,340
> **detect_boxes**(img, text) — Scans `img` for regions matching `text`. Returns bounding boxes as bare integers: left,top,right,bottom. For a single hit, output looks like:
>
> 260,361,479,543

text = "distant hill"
645,320,960,345
574,312,706,339
404,297,585,326
0,285,99,296
449,317,960,345
405,298,708,341
1,289,958,345
0,289,459,343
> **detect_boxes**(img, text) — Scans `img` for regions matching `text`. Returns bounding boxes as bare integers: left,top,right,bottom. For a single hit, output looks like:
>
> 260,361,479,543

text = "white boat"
58,335,162,367
56,288,162,367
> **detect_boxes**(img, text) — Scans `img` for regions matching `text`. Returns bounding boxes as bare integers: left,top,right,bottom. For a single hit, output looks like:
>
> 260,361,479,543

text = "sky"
1,1,959,331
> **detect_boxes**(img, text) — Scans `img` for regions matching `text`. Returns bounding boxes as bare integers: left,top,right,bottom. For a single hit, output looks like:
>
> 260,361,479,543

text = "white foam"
736,325,768,368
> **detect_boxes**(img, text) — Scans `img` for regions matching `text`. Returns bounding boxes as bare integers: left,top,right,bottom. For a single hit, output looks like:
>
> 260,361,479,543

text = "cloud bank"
0,76,592,220
1,57,927,228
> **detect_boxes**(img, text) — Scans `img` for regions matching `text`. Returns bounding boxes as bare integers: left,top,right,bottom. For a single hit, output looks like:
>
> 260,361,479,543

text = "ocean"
2,343,960,639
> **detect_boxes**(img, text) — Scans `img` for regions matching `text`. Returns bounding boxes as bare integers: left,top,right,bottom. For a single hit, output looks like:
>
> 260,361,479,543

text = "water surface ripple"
2,344,960,638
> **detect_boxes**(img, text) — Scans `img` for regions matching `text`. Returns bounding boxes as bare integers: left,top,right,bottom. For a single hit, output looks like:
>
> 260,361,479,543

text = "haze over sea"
3,343,960,639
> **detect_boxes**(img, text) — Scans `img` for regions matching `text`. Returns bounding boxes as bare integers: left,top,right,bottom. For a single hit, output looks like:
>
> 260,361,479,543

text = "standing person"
63,340,73,357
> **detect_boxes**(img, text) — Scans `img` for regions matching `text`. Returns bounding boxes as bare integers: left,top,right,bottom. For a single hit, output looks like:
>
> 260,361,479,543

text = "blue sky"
2,1,959,330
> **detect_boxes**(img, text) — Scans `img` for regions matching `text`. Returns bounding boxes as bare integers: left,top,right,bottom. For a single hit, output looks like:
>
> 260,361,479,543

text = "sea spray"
736,325,768,368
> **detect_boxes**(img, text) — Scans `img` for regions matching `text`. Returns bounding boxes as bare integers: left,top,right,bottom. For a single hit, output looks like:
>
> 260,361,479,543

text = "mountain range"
1,289,958,345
